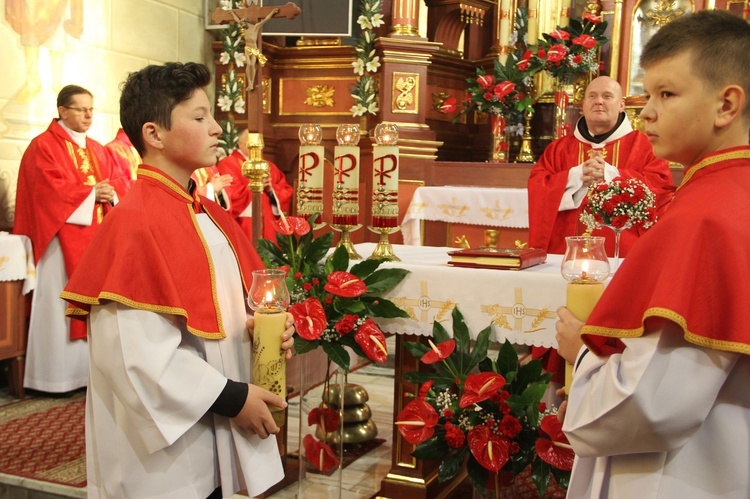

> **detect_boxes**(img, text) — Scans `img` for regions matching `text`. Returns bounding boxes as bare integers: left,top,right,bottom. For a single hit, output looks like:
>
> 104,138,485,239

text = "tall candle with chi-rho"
371,123,399,228
297,124,325,218
333,124,360,226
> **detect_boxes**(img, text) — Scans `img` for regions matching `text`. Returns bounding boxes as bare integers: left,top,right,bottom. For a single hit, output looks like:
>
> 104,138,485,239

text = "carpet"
0,392,87,488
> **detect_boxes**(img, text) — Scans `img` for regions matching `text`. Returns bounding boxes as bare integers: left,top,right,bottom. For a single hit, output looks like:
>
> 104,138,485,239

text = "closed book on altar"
447,247,547,270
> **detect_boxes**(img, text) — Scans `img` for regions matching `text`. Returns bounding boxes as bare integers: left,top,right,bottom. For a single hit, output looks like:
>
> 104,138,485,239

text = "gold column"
609,0,623,81
390,0,420,37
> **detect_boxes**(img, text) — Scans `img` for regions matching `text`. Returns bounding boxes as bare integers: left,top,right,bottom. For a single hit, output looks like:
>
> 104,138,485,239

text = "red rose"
444,422,466,449
573,54,583,64
294,272,303,280
610,215,630,228
334,314,358,335
573,34,597,49
303,282,313,291
547,44,568,63
583,12,602,24
549,29,570,41
537,47,546,59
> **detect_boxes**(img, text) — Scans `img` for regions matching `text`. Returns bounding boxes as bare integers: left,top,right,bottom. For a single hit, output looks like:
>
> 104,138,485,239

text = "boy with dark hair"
555,10,750,498
62,62,293,498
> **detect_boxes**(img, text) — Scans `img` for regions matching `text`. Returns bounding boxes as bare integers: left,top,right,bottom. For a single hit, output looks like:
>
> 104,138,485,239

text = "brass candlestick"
331,223,363,260
367,226,401,262
241,133,270,245
516,110,536,163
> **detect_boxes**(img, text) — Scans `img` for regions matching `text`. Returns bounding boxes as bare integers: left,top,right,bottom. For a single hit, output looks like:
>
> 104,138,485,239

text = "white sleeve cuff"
560,164,587,211
67,188,97,226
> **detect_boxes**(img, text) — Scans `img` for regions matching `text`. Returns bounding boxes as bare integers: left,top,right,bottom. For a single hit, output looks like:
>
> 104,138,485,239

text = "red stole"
62,166,265,340
583,147,750,356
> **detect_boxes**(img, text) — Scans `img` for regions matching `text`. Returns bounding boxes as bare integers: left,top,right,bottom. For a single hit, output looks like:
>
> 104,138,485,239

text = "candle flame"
581,259,589,280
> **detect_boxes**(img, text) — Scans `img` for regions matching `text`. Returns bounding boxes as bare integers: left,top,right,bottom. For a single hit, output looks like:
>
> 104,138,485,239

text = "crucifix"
212,2,301,248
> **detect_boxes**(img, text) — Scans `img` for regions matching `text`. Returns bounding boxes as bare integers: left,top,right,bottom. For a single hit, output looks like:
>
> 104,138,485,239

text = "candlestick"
368,123,400,261
241,132,270,246
297,124,325,221
248,269,290,428
561,235,610,395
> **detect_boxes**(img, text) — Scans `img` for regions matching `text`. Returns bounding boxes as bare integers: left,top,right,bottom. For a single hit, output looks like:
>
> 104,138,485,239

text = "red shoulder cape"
582,147,750,356
61,166,265,340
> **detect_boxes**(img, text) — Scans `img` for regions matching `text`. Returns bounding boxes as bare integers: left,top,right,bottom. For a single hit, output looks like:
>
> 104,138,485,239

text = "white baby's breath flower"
217,94,233,112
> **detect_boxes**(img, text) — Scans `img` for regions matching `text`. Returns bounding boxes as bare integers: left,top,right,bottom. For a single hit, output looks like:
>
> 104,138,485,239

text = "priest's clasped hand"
94,179,115,204
581,153,606,187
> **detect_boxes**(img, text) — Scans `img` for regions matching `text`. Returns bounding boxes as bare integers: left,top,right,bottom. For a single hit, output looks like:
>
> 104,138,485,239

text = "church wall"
0,0,212,230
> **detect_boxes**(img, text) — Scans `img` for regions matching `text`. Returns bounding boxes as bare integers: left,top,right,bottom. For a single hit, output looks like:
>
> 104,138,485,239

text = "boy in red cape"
555,11,750,498
61,62,294,499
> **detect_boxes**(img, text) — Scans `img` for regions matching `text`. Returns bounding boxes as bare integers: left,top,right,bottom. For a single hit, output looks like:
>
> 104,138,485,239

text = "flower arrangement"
350,0,384,117
255,214,410,372
580,176,657,231
530,13,609,78
216,0,246,156
460,9,540,128
395,309,573,496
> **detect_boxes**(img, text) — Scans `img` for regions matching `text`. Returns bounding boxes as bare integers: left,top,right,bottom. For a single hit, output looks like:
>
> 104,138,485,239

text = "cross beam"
211,2,301,25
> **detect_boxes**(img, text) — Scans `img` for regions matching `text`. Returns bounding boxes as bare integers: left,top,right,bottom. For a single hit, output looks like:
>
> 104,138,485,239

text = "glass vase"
603,222,631,271
294,355,346,498
490,113,509,163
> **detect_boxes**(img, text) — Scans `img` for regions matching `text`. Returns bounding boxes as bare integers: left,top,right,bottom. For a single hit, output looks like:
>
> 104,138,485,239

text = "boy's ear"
142,122,165,150
715,85,745,129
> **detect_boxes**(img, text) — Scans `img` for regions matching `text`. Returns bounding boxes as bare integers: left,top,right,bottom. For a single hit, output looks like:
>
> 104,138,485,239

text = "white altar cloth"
360,243,568,348
0,232,36,294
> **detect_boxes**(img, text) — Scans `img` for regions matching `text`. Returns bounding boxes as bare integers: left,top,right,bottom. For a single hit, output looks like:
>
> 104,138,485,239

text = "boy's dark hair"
641,10,750,119
119,62,212,156
57,85,93,111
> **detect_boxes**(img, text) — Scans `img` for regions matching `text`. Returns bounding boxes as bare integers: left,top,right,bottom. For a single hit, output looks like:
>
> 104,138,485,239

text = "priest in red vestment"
13,84,124,393
528,76,675,385
528,76,675,258
105,127,141,193
216,128,293,241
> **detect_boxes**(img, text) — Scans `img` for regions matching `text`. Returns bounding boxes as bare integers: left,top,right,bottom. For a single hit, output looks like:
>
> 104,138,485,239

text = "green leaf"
531,458,552,499
403,371,456,388
349,258,382,278
363,297,410,319
514,358,544,392
551,467,571,491
404,340,430,358
495,340,519,377
432,320,451,344
438,447,468,483
364,268,410,294
329,245,349,272
307,233,335,266
451,307,470,354
275,235,294,261
322,341,351,371
411,435,450,460
467,455,489,494
470,326,492,365
293,337,319,355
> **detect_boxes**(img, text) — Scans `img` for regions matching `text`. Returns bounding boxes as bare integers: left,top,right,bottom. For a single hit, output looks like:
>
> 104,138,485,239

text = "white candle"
371,144,399,228
527,0,539,44
333,144,360,226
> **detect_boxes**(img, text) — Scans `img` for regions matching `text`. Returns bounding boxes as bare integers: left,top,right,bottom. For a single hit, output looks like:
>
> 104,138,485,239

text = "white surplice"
85,214,283,498
564,321,750,498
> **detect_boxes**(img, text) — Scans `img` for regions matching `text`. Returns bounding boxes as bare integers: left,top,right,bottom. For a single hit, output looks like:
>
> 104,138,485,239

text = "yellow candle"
527,0,539,44
564,281,604,394
252,309,288,427
559,0,571,28
498,0,511,64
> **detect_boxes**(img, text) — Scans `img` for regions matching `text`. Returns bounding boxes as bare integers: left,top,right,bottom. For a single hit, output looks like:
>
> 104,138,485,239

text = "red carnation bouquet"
529,13,609,78
395,308,572,496
256,214,410,371
580,176,657,231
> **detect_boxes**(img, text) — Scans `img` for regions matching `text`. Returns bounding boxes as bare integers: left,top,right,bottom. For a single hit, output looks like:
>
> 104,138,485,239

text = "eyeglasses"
64,106,95,114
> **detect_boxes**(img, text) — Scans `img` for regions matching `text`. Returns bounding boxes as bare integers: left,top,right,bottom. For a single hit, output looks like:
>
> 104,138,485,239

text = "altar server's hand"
555,306,585,364
236,385,287,438
555,388,568,423
245,313,295,361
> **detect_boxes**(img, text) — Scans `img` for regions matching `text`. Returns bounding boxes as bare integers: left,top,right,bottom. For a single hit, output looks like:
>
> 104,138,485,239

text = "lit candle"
527,0,539,45
333,124,361,226
248,270,290,428
297,124,325,218
371,123,399,229
565,280,604,393
498,0,511,64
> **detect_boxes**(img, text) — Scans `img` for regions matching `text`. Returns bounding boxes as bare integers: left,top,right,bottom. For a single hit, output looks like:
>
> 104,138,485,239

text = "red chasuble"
216,151,294,241
105,128,141,192
582,147,750,357
528,128,674,258
61,166,266,340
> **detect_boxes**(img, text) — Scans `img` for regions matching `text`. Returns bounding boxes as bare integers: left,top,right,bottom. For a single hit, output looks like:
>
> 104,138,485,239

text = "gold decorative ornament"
304,84,336,108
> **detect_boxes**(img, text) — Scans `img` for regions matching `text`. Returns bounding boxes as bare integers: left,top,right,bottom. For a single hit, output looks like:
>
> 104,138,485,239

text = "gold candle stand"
331,223,363,260
242,133,270,245
516,110,536,163
367,225,401,262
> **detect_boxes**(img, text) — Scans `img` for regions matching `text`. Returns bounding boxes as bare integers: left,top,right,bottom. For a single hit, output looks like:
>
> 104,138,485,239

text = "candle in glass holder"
333,124,360,226
248,269,290,428
561,236,609,394
371,123,399,229
297,123,325,218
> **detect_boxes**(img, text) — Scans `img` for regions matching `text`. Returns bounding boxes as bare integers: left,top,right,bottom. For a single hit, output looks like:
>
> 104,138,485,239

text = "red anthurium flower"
303,434,339,472
468,425,510,472
583,12,602,24
493,81,515,100
459,372,506,408
535,414,575,471
308,407,340,434
517,49,533,71
354,318,388,363
547,44,568,63
395,398,439,445
271,216,310,236
418,380,434,399
477,74,495,89
572,34,597,49
549,29,570,41
420,338,456,364
289,297,327,340
324,271,367,298
439,96,457,114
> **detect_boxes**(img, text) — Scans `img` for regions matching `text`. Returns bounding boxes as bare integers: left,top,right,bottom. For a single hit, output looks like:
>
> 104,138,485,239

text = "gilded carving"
262,77,271,114
431,91,451,112
392,72,419,114
304,85,336,108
